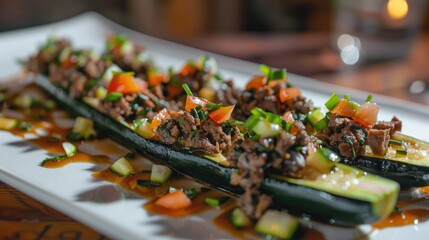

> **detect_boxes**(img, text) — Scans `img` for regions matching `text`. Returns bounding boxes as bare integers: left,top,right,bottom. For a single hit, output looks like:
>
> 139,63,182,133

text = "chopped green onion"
204,197,230,208
270,68,286,81
344,94,350,100
325,93,340,110
389,140,403,146
206,103,224,110
244,115,260,130
104,92,123,102
182,84,193,96
259,64,271,77
366,94,373,102
396,149,407,155
313,117,329,131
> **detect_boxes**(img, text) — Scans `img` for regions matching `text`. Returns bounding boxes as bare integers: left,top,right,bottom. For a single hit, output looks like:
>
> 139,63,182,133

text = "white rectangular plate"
1,12,429,240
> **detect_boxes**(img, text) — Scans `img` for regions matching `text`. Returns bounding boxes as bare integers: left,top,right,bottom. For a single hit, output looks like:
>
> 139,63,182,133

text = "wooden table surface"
1,33,428,240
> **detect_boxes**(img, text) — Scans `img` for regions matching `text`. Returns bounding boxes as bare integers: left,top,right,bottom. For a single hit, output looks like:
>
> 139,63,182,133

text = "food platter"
1,12,429,240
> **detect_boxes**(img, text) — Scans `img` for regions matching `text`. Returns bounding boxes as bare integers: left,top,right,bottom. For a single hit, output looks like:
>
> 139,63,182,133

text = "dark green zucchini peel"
34,74,399,226
350,133,429,189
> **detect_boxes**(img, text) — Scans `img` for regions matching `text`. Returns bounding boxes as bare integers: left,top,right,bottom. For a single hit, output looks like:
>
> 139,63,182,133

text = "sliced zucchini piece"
150,164,172,184
0,117,18,130
230,208,251,229
110,157,136,176
306,148,339,173
72,116,96,140
252,119,281,139
62,142,77,157
255,210,299,239
133,118,155,139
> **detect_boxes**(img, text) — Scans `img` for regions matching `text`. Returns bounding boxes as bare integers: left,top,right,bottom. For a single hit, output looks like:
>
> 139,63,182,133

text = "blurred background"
0,0,428,104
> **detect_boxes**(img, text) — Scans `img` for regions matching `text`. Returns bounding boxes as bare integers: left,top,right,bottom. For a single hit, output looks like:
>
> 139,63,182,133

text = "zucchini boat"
34,74,399,226
315,93,429,189
352,133,429,189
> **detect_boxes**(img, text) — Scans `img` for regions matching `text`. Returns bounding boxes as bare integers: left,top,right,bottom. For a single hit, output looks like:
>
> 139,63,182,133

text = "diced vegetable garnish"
185,95,209,112
353,102,379,128
95,87,107,99
306,148,339,173
208,105,234,124
133,118,155,139
204,153,229,166
307,108,329,131
330,99,359,118
0,117,18,130
107,72,147,94
155,190,192,210
255,210,299,239
110,157,136,176
101,64,122,82
62,142,77,157
252,119,282,139
104,92,123,102
230,208,251,229
13,94,33,109
324,92,340,110
245,76,266,91
204,197,230,208
279,87,301,103
150,164,172,184
43,100,56,111
389,139,403,146
396,149,407,156
71,117,96,140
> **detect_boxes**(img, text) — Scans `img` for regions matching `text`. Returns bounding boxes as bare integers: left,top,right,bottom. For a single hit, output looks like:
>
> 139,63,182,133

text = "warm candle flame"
387,0,409,20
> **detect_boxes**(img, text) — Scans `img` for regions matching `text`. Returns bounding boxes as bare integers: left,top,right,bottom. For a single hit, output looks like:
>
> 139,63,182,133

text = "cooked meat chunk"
373,116,402,137
367,129,390,156
316,114,366,158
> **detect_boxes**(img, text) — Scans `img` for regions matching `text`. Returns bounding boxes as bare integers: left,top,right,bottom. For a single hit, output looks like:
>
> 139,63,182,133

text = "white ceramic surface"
1,12,429,240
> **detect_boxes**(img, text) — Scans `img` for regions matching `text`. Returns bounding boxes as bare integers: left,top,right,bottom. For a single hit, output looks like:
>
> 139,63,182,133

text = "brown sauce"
373,208,429,229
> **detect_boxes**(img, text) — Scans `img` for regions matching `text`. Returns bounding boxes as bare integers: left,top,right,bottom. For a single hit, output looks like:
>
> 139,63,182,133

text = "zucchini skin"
345,157,429,189
35,74,386,226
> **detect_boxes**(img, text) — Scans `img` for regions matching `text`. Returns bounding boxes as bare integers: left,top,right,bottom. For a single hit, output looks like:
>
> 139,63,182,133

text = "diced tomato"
330,99,358,118
180,63,196,76
151,108,171,129
245,75,266,91
353,102,379,128
61,56,76,68
155,191,192,210
279,87,301,102
185,95,210,112
107,73,147,94
148,72,168,87
208,105,235,124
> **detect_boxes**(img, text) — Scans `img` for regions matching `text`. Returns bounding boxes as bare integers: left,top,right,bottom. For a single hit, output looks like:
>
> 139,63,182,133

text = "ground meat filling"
230,121,310,219
316,114,366,159
156,111,241,158
217,81,313,121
